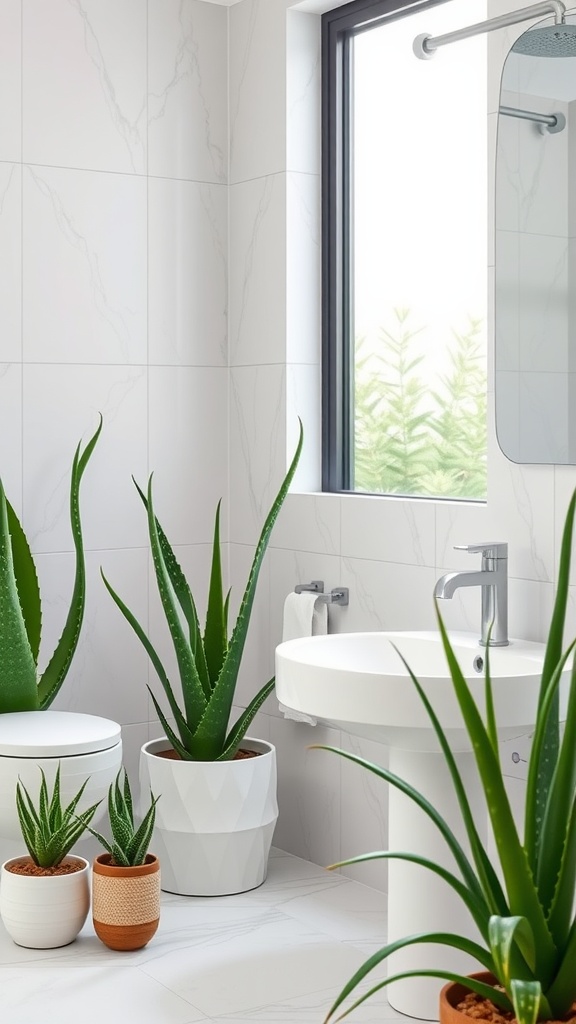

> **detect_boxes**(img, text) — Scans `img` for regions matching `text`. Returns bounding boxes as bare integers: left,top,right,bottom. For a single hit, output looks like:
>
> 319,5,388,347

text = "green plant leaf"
192,422,304,756
526,489,576,869
546,795,576,947
326,850,491,939
147,688,192,760
435,613,557,984
312,745,481,899
218,678,276,761
488,916,536,990
38,415,103,708
510,979,543,1024
146,476,207,731
6,500,41,664
323,933,501,1024
328,971,510,1024
203,499,228,688
0,480,38,712
546,914,576,1015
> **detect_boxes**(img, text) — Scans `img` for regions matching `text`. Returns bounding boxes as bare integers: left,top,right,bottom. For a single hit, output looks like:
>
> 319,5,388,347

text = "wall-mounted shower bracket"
413,1,566,59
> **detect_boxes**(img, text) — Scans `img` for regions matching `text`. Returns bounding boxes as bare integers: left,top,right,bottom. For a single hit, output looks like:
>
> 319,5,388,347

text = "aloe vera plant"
319,490,576,1024
16,764,102,869
86,769,159,867
103,422,303,761
0,418,102,714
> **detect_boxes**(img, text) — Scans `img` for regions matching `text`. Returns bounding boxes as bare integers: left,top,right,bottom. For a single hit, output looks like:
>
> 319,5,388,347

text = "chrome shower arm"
414,1,566,59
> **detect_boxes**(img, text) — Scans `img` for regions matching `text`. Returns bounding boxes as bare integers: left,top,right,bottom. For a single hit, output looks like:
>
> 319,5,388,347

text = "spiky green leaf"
6,500,41,664
0,480,38,712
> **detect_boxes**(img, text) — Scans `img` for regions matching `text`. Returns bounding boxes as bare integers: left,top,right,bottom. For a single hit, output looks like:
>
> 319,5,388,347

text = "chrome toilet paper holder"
294,580,349,606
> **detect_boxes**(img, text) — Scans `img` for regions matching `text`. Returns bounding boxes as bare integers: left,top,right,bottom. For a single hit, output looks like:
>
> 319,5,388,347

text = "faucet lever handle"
454,542,508,559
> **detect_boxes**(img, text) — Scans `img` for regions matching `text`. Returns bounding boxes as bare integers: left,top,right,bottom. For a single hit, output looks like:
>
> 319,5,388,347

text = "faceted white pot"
0,712,122,841
0,855,90,948
140,736,278,896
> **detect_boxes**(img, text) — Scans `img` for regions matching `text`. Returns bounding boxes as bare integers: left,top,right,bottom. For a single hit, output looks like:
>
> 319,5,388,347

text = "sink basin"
275,630,562,752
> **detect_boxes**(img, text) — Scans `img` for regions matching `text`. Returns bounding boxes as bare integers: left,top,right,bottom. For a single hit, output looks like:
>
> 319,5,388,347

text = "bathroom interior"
1,0,575,1020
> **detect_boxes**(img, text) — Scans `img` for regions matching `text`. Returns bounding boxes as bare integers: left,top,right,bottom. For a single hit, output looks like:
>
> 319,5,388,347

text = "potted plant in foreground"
88,769,160,951
0,765,101,948
102,423,303,896
317,490,576,1024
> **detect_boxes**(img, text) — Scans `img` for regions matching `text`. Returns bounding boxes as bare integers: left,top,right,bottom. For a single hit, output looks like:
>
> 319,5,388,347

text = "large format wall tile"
0,164,22,362
23,0,147,174
148,0,227,183
22,363,148,553
0,0,21,163
23,166,147,365
148,178,227,367
0,364,23,514
148,366,228,547
229,174,286,367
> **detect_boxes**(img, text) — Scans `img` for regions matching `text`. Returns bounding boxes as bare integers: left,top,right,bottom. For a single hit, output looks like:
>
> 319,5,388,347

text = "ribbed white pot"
0,712,122,841
140,736,278,896
0,856,90,948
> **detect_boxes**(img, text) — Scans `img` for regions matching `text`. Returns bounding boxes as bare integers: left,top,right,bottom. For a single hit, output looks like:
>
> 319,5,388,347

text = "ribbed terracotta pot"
439,971,497,1024
92,853,160,951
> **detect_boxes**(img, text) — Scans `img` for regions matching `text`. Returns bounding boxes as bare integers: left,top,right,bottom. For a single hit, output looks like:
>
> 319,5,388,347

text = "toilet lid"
0,711,122,757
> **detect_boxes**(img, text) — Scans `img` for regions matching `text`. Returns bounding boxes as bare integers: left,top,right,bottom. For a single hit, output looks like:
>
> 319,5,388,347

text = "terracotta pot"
439,971,498,1024
0,855,90,948
92,853,160,951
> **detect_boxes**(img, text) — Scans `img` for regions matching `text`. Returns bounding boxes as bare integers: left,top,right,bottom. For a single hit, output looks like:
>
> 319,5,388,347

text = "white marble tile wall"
227,0,576,892
0,0,229,786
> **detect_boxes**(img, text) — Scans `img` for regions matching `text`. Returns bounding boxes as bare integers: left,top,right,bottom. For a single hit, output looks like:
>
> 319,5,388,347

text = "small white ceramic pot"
140,736,278,897
0,855,90,948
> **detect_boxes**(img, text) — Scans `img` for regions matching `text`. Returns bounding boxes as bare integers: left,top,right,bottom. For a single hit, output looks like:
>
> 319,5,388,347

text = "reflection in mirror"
495,13,576,463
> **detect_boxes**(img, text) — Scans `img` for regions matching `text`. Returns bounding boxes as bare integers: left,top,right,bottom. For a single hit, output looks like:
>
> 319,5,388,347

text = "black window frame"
321,0,453,493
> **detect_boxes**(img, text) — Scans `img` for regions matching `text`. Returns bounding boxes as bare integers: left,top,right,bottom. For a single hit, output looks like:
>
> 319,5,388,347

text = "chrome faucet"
434,542,509,647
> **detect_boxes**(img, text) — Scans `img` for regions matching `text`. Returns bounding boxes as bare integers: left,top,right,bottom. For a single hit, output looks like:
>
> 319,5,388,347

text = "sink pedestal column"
387,748,486,1021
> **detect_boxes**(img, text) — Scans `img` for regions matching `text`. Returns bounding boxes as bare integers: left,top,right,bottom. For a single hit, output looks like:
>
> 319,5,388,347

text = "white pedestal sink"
275,630,564,1021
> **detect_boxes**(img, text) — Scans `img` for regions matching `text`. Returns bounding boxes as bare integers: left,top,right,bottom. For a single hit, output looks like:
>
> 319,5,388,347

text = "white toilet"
0,711,122,841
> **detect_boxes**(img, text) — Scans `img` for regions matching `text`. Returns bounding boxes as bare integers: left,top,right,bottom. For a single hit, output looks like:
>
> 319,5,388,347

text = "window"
322,0,488,500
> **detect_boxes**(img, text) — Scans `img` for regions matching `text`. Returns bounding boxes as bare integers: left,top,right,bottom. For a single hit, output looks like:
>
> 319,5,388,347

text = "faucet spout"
434,570,494,600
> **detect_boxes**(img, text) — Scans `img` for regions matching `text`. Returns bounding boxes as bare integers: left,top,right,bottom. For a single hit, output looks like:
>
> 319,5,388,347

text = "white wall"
0,0,229,787
227,0,576,892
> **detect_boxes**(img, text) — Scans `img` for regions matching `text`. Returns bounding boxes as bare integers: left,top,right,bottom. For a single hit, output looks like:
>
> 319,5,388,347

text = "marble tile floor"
0,847,408,1024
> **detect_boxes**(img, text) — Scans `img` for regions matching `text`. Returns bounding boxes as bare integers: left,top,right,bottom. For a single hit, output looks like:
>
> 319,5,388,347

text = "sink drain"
473,655,484,673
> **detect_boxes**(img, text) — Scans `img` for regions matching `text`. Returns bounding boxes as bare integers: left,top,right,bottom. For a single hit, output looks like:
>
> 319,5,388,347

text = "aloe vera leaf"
48,765,63,833
536,653,576,913
0,480,38,711
313,745,482,898
394,639,508,915
435,612,557,983
132,479,212,700
526,489,576,867
327,850,490,938
217,678,276,761
327,971,512,1024
546,796,576,947
203,500,228,687
146,477,207,729
193,422,304,754
323,935,502,1024
147,688,191,760
546,914,576,1014
483,641,499,762
102,570,195,749
38,416,103,708
6,500,41,664
489,916,537,989
510,979,543,1024
126,796,159,866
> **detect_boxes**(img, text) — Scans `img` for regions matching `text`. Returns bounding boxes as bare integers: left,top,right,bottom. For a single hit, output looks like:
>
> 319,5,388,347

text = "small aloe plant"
318,490,576,1024
0,417,102,713
86,769,159,867
102,422,303,761
16,765,102,869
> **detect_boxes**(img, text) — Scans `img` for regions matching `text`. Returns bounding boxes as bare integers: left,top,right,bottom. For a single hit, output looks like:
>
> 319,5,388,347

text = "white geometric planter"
0,712,122,841
0,855,90,948
140,736,278,896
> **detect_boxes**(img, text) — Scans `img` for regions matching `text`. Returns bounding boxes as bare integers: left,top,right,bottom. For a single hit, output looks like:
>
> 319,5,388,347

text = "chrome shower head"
512,22,576,56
